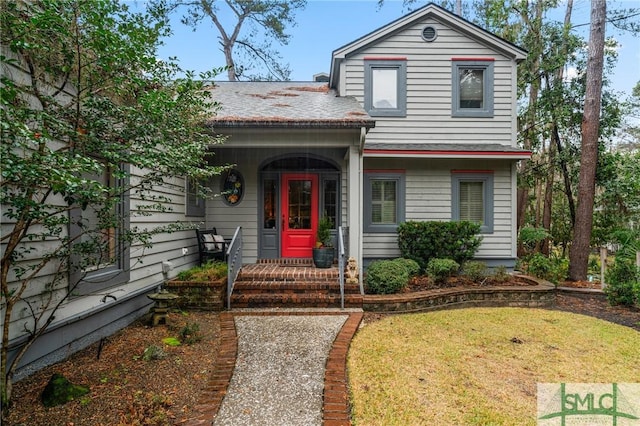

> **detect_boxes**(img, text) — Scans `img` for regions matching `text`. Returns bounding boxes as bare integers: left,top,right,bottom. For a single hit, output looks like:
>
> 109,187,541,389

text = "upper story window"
364,58,407,117
451,59,494,118
451,171,494,233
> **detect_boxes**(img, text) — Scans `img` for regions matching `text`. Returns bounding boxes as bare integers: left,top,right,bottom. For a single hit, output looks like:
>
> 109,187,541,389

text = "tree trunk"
569,0,606,281
224,45,237,81
541,139,555,255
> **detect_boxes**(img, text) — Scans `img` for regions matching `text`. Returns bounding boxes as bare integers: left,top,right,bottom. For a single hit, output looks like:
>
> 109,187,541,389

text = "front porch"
229,259,363,309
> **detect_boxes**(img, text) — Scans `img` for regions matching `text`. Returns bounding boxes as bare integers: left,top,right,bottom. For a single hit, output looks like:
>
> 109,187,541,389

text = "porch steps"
230,260,363,309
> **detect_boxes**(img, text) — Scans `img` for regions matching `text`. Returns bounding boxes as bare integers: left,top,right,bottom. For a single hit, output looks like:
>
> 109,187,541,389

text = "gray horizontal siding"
342,17,517,147
4,164,202,376
362,158,515,261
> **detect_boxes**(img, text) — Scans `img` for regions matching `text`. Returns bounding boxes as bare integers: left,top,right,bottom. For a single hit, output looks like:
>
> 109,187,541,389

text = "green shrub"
397,221,482,271
392,258,421,277
365,260,409,294
179,322,202,345
142,345,167,361
525,253,552,280
518,227,550,254
426,258,460,283
522,253,567,283
492,265,511,283
605,258,640,306
176,261,227,282
462,261,487,282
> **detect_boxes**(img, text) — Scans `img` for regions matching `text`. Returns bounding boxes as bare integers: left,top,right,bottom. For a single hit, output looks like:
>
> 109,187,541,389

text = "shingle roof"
205,82,375,129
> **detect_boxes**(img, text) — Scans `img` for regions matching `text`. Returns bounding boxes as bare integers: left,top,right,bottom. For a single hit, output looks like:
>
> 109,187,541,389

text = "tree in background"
377,0,639,283
568,0,606,281
0,0,224,410
155,0,306,81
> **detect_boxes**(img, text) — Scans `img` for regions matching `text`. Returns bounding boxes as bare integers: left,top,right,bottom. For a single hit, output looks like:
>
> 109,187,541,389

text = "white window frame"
451,59,494,118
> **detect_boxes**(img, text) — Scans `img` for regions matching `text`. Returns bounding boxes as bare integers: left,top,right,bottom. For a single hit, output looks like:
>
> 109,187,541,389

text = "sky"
132,0,640,98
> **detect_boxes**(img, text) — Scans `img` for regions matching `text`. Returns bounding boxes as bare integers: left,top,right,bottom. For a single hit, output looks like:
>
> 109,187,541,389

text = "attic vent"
422,26,437,42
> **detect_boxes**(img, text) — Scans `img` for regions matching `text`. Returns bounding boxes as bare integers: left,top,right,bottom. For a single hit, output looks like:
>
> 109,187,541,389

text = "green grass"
348,308,640,426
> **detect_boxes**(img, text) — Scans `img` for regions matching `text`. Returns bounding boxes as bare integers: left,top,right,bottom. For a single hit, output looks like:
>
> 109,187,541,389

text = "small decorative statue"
346,256,359,285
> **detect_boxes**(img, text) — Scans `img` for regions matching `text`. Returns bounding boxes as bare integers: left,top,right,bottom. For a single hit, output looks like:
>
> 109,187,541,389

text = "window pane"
323,179,337,228
81,165,117,270
459,69,483,108
460,181,484,223
371,180,396,224
288,179,312,229
264,179,276,228
372,68,398,109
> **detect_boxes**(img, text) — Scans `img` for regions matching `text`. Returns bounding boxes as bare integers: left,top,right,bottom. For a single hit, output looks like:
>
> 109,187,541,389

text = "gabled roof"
330,3,527,87
205,82,375,130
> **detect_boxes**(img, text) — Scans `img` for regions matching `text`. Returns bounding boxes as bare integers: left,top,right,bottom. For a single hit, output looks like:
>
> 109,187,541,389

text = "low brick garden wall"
363,275,556,313
164,278,227,311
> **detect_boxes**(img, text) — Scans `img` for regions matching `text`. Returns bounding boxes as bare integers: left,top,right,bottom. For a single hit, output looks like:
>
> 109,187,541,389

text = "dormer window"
451,59,494,118
364,58,407,117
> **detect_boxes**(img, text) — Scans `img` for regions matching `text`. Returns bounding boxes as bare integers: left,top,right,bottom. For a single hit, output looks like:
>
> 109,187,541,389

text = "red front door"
281,173,318,258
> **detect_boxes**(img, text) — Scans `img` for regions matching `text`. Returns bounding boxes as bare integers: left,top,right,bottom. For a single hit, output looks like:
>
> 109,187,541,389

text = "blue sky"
135,0,640,98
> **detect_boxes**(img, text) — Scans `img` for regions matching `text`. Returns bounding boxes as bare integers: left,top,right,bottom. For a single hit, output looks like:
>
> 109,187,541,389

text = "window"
70,163,130,295
364,59,407,117
364,172,405,232
452,60,494,118
451,172,494,233
322,178,338,229
186,177,206,217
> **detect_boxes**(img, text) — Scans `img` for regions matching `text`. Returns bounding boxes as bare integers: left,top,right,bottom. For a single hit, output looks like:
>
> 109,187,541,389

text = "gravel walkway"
213,315,348,426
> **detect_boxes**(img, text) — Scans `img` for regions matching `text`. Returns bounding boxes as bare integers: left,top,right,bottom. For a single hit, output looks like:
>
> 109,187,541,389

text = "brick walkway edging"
322,312,363,426
183,311,363,426
185,312,238,425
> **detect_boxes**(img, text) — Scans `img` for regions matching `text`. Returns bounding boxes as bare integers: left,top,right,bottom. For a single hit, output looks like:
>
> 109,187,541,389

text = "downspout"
358,127,365,284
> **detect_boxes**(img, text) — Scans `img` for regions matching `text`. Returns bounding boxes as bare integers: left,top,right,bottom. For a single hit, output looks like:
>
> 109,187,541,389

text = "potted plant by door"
312,216,334,268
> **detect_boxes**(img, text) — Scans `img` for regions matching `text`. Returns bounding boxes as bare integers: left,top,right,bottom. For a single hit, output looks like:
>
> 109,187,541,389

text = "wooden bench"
195,228,229,265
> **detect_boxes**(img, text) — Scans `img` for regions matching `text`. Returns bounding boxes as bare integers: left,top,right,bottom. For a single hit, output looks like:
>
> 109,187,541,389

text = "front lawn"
348,308,640,426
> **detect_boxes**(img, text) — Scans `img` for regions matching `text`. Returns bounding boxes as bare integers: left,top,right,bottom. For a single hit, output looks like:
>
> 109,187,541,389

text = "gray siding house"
206,3,529,269
2,3,529,377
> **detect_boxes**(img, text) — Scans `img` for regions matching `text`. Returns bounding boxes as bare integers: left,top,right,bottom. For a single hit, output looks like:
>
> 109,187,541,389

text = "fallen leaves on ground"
6,311,220,426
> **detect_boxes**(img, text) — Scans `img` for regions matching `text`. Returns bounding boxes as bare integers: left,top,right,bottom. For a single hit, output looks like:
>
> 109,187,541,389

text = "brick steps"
229,261,363,309
232,281,361,294
230,293,363,308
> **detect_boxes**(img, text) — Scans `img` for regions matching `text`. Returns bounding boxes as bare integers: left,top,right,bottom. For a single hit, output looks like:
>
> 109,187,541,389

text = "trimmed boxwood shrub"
427,258,460,283
397,221,482,271
392,258,421,277
462,260,487,282
365,260,409,294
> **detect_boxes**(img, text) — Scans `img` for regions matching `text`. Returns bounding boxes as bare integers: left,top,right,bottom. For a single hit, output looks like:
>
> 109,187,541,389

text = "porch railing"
226,226,243,309
338,226,347,309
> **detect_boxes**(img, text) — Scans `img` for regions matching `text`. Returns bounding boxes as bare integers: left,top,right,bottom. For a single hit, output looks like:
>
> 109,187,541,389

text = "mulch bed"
402,274,536,293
